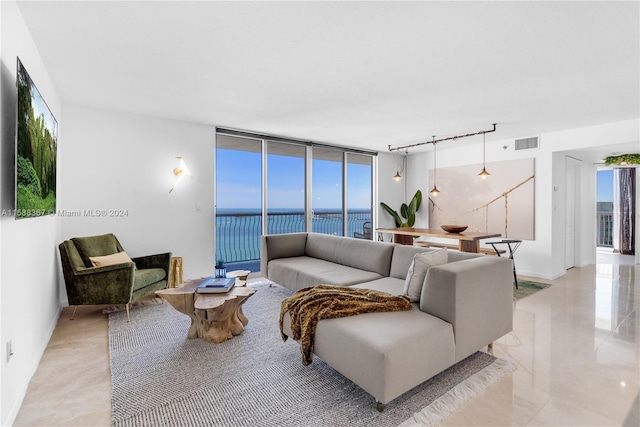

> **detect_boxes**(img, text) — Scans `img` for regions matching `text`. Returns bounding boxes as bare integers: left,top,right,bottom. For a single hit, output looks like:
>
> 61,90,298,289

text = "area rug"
514,280,552,300
109,282,515,427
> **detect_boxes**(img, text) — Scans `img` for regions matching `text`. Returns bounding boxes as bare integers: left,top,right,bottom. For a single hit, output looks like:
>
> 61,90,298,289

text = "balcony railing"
597,211,613,247
215,209,372,267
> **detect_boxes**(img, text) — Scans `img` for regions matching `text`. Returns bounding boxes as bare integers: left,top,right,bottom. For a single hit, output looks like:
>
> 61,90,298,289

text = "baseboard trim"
517,269,566,281
3,305,63,427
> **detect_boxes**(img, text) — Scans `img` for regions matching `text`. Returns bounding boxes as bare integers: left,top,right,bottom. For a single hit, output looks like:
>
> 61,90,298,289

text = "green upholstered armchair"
59,233,171,322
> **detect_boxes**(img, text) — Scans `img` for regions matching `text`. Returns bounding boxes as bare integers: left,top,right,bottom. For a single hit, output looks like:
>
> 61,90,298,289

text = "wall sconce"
169,157,192,193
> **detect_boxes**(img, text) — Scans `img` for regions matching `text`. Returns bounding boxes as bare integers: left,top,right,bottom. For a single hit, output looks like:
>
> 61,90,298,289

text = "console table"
376,227,501,253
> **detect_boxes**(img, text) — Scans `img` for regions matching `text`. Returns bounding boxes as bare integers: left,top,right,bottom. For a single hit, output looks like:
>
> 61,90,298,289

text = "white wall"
390,119,639,280
0,1,63,425
376,151,407,238
407,151,430,227
60,105,216,288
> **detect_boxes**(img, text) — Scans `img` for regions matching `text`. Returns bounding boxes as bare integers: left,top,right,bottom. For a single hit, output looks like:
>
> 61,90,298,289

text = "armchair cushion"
90,251,134,268
72,233,123,267
134,268,167,291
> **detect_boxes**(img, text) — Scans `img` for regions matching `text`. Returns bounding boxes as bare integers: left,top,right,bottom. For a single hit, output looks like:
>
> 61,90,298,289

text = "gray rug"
109,282,514,427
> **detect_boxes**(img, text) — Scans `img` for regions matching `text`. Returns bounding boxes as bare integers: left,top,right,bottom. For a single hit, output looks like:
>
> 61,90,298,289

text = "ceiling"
17,1,640,153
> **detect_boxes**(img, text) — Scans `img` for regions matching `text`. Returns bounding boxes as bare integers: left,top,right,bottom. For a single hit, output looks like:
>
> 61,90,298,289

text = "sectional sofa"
261,232,513,411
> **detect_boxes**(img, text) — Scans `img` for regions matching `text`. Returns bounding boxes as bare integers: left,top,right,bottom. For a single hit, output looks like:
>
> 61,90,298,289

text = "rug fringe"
399,358,517,426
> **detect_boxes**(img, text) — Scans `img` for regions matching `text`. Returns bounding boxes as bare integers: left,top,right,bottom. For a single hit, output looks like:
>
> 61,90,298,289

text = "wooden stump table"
156,278,256,343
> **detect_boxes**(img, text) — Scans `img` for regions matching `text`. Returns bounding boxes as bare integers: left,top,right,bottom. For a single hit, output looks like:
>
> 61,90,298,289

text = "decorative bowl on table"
441,225,468,234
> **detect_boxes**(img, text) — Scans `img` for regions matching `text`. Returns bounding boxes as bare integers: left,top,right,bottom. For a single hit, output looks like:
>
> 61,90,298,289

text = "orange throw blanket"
279,285,411,366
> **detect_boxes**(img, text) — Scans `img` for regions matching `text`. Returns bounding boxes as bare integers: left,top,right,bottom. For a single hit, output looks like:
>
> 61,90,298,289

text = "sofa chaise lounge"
261,232,513,411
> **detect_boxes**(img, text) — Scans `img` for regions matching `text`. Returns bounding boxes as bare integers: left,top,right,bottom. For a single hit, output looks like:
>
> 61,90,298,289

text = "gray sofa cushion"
268,256,383,291
281,307,456,404
262,233,308,262
390,245,482,279
402,248,448,301
351,277,405,295
305,233,395,277
389,245,440,279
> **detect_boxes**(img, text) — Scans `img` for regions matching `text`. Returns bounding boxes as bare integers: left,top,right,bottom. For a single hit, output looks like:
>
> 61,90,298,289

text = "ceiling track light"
388,123,497,153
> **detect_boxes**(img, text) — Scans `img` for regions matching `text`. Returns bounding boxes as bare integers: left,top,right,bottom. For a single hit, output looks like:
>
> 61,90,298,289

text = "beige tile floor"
13,253,640,426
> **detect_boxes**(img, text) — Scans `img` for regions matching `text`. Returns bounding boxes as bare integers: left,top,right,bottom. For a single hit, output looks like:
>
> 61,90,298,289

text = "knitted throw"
279,285,412,366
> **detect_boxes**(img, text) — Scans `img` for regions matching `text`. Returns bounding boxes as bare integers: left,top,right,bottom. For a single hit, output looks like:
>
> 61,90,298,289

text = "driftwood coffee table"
156,278,256,343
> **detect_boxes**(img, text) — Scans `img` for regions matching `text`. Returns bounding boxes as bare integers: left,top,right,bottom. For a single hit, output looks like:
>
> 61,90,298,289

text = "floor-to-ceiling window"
215,129,376,272
215,135,262,271
266,141,306,234
312,147,344,236
347,153,373,239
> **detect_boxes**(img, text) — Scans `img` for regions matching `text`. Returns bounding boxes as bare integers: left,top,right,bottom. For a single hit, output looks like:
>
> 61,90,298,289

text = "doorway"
596,167,614,250
596,166,637,261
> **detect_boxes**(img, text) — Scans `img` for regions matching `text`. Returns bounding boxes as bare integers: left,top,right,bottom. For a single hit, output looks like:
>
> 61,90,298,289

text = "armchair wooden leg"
70,306,78,320
126,304,131,322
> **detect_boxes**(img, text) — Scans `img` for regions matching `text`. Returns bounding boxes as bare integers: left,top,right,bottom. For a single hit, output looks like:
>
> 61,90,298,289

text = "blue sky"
597,170,613,202
216,149,371,209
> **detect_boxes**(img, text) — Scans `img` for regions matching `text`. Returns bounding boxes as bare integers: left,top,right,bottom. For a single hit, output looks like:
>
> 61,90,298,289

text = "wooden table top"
156,277,254,310
376,227,501,241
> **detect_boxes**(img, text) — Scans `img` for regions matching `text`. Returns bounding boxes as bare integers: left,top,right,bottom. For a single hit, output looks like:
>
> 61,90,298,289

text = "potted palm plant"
380,190,422,244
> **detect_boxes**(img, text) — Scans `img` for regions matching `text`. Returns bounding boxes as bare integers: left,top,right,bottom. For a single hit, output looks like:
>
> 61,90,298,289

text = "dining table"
376,227,502,253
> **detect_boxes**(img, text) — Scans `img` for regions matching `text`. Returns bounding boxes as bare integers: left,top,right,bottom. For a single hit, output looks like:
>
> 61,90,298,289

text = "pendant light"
430,137,440,196
393,153,403,181
392,150,407,181
478,132,491,179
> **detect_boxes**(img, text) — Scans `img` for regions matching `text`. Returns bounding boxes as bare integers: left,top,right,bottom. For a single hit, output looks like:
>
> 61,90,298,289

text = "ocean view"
216,208,372,267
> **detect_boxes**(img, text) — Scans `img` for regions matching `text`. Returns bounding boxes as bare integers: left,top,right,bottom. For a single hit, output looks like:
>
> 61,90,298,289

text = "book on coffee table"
195,277,236,294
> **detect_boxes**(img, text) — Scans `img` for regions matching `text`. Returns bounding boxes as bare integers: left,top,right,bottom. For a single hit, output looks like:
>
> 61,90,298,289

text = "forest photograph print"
16,58,57,219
